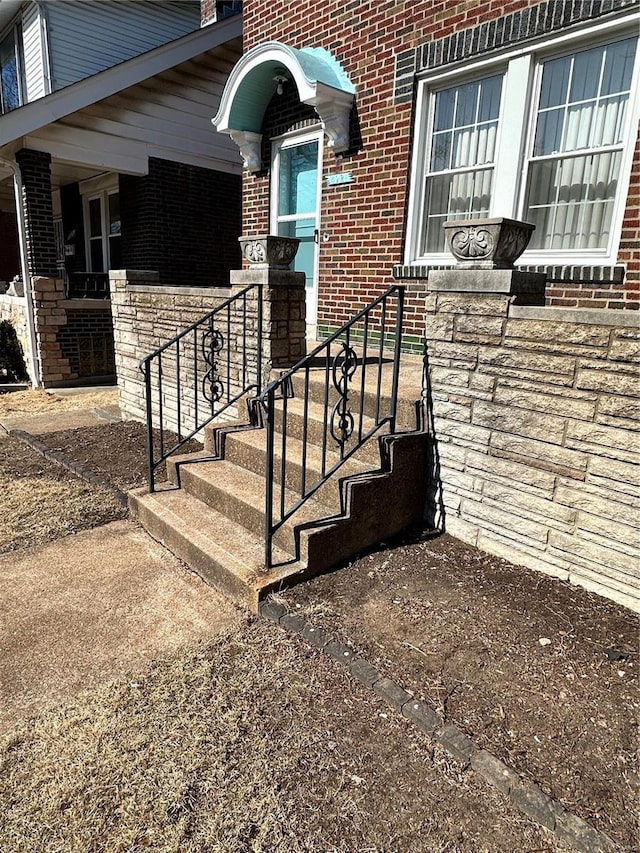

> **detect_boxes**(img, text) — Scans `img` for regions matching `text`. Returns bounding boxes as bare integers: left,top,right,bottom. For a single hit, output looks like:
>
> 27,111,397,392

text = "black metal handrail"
141,283,262,491
260,285,405,568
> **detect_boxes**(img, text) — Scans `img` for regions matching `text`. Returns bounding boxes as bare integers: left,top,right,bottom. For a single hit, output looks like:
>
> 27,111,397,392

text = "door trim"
270,127,323,333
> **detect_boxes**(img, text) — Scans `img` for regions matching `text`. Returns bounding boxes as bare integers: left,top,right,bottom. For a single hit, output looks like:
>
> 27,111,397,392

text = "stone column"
230,235,306,380
423,217,546,540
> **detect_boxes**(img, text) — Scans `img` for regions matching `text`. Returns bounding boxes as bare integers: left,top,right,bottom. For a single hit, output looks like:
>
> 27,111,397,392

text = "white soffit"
0,13,242,148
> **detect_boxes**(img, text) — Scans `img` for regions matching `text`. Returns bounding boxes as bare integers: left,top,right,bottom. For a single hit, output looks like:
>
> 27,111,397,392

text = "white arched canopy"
213,41,355,172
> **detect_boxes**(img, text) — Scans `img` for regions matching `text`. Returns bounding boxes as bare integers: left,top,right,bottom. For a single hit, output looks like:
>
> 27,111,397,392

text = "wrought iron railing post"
390,286,405,433
139,284,263,493
143,358,155,492
258,284,406,568
256,282,263,388
264,386,275,569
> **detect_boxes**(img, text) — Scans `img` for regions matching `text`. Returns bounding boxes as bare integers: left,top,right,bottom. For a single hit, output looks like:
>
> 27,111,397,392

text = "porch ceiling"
0,19,243,175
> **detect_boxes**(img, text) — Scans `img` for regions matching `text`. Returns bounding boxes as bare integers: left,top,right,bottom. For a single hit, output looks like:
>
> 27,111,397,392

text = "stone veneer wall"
425,286,640,612
109,271,232,424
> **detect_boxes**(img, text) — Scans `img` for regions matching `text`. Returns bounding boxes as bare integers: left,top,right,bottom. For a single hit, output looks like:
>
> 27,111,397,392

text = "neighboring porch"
0,18,243,388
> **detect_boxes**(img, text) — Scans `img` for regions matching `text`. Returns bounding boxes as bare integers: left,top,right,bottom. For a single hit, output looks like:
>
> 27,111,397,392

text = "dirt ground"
0,387,119,416
2,406,638,850
0,620,567,853
0,434,125,553
283,535,640,849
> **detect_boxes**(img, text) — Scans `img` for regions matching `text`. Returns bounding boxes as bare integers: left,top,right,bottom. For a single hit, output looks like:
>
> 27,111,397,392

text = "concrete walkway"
0,520,242,733
0,391,241,733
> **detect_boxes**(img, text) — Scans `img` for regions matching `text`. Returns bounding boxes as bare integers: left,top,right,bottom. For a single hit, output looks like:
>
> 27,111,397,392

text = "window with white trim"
406,27,639,267
84,189,121,272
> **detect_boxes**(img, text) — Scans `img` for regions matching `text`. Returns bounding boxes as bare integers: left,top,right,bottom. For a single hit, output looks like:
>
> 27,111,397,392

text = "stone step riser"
290,374,418,433
129,491,257,610
273,406,381,466
178,465,297,557
222,433,345,512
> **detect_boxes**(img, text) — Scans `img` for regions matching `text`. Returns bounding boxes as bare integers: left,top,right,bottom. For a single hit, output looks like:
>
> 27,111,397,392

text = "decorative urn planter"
7,277,24,297
443,217,535,269
238,235,300,270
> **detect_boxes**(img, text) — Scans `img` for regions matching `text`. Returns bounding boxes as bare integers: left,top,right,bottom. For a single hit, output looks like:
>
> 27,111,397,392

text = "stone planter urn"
443,217,535,269
239,235,300,270
7,276,24,297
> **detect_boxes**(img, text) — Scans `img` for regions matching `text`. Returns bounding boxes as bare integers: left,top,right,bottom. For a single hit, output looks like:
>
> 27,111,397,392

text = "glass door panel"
273,133,322,327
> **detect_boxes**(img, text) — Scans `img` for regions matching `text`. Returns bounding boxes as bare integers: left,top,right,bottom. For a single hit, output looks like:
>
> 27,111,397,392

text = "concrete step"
221,426,373,511
129,485,303,611
272,395,381,465
167,456,339,557
290,366,420,433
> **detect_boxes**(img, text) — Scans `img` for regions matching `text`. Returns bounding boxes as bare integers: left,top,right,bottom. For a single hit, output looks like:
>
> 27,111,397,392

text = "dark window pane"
108,193,120,235
90,239,104,272
89,198,102,238
601,37,637,95
478,75,502,122
455,83,478,127
570,46,602,102
434,88,455,131
109,236,122,269
539,56,570,109
0,32,20,112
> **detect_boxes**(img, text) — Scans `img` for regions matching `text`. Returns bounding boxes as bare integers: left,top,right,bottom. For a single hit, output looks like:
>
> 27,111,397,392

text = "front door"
271,129,322,331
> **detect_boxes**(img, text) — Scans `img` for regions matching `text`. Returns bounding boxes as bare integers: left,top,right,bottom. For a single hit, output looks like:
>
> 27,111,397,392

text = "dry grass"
0,388,118,416
0,621,554,853
0,436,125,553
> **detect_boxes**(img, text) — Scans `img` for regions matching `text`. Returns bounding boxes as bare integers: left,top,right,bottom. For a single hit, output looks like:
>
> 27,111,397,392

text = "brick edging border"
259,599,619,853
9,429,128,507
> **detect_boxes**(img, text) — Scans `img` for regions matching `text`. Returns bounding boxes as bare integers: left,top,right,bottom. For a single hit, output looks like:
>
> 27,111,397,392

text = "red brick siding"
619,125,640,303
238,0,640,326
119,158,242,288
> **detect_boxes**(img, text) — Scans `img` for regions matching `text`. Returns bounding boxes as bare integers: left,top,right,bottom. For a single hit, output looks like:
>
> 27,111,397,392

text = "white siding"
24,38,243,174
46,0,200,92
21,3,48,102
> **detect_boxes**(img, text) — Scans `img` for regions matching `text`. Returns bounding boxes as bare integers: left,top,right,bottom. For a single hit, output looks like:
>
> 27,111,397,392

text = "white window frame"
80,175,120,273
0,18,24,114
405,14,640,268
270,126,324,328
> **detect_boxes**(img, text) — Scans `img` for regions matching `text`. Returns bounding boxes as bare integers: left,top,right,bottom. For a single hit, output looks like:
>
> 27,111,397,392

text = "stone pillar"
30,276,74,386
423,216,546,545
231,235,306,378
15,149,57,278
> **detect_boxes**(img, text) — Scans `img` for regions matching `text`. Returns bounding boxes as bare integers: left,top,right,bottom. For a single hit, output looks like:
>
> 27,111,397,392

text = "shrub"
0,320,29,382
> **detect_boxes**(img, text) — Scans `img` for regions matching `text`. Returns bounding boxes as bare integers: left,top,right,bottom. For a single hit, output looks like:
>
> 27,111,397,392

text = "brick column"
15,149,57,278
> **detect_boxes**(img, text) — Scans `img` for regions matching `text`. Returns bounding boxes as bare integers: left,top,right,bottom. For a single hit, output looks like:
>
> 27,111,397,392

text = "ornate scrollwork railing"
260,285,405,568
140,284,262,491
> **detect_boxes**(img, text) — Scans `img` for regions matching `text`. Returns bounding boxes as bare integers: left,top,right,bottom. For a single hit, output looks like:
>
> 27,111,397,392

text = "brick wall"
424,275,640,612
15,149,57,278
58,308,115,378
119,158,242,288
233,0,639,332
